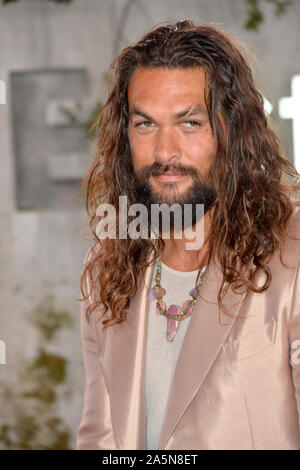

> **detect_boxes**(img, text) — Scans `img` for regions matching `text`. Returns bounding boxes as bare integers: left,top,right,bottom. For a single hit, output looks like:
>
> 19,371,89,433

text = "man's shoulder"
288,196,300,228
81,241,105,310
286,197,300,239
281,196,300,265
82,241,103,296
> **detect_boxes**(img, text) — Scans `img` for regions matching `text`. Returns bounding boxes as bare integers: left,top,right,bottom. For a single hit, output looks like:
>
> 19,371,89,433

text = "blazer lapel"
102,255,155,450
157,253,248,449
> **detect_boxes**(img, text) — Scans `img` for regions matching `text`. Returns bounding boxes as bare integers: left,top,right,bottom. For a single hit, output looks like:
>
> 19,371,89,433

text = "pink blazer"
76,198,300,450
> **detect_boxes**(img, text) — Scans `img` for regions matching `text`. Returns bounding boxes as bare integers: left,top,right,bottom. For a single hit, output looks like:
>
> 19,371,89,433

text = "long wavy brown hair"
79,19,300,329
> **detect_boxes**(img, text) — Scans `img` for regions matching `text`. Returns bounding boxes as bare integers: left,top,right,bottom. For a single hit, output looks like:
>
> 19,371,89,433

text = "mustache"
136,162,198,179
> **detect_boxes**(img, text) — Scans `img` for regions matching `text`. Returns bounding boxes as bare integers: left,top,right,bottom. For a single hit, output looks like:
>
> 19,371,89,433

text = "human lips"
154,172,187,181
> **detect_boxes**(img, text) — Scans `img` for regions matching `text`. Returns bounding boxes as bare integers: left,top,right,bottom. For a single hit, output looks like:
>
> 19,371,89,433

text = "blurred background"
0,0,299,450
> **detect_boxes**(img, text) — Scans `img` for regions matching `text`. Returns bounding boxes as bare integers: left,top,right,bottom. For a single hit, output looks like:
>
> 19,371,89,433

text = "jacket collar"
102,250,247,449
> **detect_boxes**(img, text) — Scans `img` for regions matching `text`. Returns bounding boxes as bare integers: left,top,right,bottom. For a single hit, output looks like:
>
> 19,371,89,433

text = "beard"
132,160,217,237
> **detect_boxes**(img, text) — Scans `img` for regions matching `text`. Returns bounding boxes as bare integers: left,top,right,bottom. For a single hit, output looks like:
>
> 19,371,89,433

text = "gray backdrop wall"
0,0,299,449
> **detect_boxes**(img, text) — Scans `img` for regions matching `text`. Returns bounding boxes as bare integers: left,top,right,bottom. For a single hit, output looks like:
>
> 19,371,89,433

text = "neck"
160,205,214,272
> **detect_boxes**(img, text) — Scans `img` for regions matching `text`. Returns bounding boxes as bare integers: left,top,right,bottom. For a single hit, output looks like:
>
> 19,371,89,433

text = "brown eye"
136,121,153,128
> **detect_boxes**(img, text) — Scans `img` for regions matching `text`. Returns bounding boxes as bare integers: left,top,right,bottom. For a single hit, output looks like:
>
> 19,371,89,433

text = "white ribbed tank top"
145,259,206,450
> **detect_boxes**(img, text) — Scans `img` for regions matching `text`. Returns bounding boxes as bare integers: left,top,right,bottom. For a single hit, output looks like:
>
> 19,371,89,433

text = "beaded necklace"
148,257,207,342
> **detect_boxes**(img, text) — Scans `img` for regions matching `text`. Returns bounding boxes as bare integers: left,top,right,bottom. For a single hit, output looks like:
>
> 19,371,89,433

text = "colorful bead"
148,289,156,301
182,299,193,314
149,257,207,341
166,318,179,342
167,304,181,316
153,285,165,297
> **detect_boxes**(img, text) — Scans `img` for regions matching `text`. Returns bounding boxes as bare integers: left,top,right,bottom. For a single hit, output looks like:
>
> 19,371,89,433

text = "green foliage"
29,295,73,341
0,296,73,449
245,0,292,30
27,348,67,385
57,104,79,125
1,0,293,33
84,101,104,141
55,100,104,140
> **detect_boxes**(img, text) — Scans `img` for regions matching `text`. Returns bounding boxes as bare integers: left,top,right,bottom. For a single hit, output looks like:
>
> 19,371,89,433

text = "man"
76,20,300,450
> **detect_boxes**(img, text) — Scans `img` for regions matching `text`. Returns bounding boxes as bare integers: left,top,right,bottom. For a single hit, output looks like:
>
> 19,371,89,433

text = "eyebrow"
129,104,207,122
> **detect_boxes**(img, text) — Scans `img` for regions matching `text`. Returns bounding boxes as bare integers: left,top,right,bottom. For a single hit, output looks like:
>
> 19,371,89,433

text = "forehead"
127,66,208,111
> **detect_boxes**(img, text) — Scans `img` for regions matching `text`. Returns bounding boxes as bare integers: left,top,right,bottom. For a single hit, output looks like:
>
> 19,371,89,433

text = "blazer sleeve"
76,248,116,450
289,258,300,431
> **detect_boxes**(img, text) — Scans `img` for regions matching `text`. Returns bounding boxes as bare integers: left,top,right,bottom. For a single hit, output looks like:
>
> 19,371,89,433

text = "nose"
154,128,181,164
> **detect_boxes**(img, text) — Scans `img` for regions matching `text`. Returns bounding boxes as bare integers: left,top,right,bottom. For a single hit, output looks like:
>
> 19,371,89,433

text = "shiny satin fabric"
76,198,300,450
